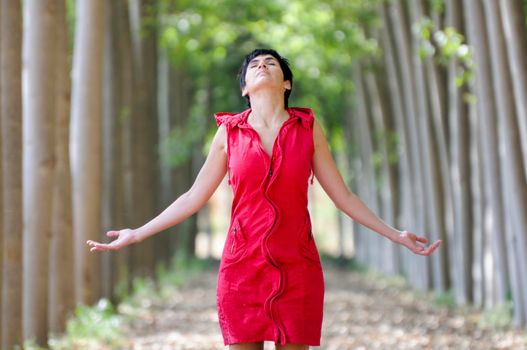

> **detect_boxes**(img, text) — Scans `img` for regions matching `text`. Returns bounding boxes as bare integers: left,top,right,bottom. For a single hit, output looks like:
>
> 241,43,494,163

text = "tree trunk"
70,0,105,304
500,0,527,176
390,0,429,291
101,0,127,300
169,67,195,258
483,0,527,326
23,0,57,345
118,0,136,294
379,3,411,277
363,61,399,276
157,47,174,265
0,3,3,344
0,0,23,347
352,63,383,270
129,0,160,277
49,0,74,334
445,0,473,305
462,0,509,308
421,1,453,294
408,0,451,293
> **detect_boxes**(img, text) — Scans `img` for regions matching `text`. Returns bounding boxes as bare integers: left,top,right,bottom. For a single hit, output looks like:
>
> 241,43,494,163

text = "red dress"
214,107,325,346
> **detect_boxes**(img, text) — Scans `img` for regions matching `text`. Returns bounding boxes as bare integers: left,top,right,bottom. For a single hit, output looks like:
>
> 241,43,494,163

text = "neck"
248,89,287,126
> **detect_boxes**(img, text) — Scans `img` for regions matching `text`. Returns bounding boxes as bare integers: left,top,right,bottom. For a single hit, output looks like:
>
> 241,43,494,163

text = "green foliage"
478,302,514,330
160,89,211,167
66,0,76,51
22,340,46,350
156,255,212,300
428,0,445,15
415,19,475,88
433,289,456,308
158,0,383,159
49,299,127,349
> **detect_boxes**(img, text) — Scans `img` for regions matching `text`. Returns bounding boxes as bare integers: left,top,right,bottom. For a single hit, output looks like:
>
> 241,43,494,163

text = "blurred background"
1,0,527,348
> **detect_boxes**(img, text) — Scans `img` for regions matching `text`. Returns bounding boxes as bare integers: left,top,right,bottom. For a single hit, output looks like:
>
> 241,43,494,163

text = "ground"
118,264,527,350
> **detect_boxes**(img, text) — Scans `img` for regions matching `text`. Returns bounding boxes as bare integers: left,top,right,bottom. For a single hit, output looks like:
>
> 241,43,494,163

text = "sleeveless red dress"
214,107,325,346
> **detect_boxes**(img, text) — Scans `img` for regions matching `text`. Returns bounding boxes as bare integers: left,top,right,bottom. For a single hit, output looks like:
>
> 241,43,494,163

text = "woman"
87,48,441,350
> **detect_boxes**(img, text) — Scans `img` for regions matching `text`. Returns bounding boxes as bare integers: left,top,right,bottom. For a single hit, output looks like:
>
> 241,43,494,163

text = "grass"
477,301,514,330
45,255,212,349
48,299,127,349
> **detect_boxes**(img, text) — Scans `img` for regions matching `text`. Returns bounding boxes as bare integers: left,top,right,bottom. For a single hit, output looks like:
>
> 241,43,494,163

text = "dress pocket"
300,214,321,264
222,218,248,266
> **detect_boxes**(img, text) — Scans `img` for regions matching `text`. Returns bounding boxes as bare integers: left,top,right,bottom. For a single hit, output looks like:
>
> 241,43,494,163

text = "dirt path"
121,265,527,349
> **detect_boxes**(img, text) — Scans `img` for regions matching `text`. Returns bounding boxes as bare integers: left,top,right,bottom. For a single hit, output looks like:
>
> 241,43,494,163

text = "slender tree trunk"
420,1,453,294
462,0,509,308
23,0,57,345
157,48,172,264
445,0,473,305
129,0,160,277
101,0,115,300
71,0,105,304
379,3,411,276
407,0,451,293
101,0,127,300
469,100,484,308
118,0,136,293
363,61,399,276
390,0,429,291
353,63,382,270
500,0,527,175
0,0,22,347
0,3,3,344
483,0,527,326
169,67,194,257
49,0,74,334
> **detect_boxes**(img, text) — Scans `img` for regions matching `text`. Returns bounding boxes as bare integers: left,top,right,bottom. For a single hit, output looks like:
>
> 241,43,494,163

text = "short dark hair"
238,49,293,108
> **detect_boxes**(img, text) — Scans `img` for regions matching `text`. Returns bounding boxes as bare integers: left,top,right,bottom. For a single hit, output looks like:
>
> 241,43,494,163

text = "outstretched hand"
398,231,441,256
86,228,138,252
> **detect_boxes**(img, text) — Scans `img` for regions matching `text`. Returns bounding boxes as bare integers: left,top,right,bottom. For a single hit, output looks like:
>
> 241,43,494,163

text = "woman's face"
242,54,291,97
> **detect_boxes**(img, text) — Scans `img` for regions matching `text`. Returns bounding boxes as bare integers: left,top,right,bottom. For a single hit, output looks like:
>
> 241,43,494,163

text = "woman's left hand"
398,231,442,256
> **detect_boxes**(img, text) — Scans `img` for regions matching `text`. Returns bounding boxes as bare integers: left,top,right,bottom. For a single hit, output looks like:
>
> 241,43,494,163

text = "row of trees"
350,0,527,329
2,0,384,347
0,0,204,347
1,0,526,347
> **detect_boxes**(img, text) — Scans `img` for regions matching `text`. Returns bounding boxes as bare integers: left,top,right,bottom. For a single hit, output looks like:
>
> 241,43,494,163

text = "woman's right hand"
87,228,140,252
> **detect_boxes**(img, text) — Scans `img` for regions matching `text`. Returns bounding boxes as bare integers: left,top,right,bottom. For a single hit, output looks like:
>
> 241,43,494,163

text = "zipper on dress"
230,227,237,253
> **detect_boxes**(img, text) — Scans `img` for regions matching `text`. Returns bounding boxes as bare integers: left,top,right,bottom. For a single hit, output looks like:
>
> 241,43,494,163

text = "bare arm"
312,119,441,256
87,124,228,252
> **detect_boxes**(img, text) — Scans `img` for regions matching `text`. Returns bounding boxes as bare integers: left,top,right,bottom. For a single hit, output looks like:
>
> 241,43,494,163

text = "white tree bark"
483,0,527,326
23,0,57,345
462,0,509,308
70,0,105,304
446,0,473,305
499,0,527,176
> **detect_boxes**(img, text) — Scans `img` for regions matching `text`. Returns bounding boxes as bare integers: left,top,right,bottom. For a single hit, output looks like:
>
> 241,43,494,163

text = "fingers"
86,240,117,252
106,230,120,238
418,240,442,256
415,235,429,243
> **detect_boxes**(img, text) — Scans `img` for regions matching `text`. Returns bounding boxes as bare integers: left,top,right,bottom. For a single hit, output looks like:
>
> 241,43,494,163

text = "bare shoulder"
313,117,328,149
210,123,227,154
